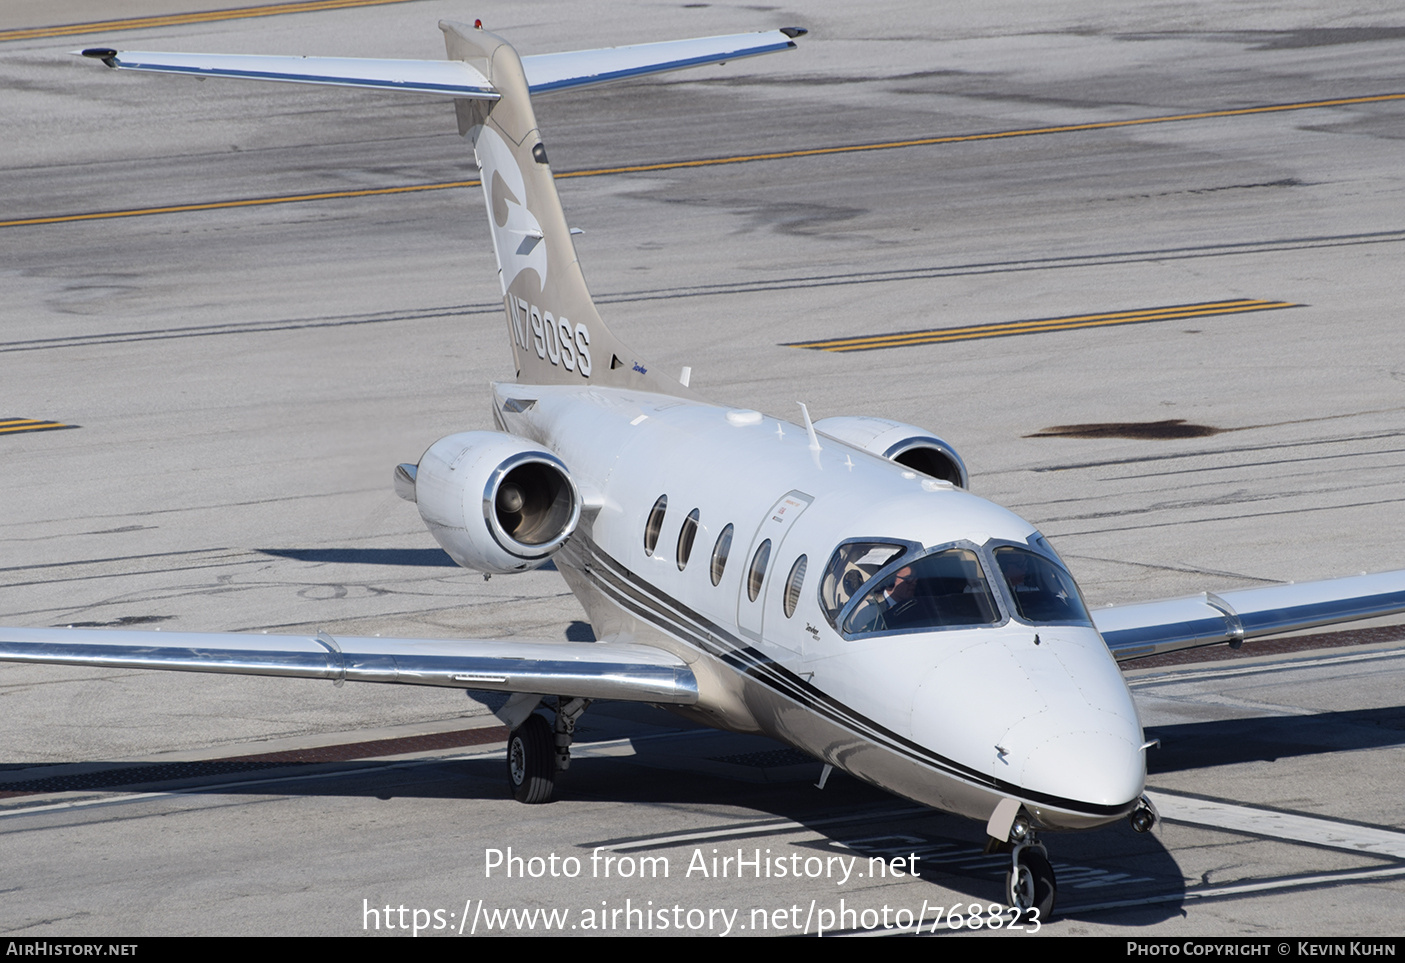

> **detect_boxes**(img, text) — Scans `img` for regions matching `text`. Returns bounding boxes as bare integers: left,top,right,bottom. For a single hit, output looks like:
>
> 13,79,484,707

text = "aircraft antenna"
798,402,822,452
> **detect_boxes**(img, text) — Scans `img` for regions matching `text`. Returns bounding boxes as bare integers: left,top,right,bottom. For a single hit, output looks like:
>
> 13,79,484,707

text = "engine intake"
409,431,581,573
813,415,969,489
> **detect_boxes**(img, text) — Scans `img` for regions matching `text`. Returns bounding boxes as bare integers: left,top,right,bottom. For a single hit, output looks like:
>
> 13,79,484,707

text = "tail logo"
474,125,548,294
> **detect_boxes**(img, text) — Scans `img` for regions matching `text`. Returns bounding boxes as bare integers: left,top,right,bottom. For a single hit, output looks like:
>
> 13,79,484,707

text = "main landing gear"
506,697,590,804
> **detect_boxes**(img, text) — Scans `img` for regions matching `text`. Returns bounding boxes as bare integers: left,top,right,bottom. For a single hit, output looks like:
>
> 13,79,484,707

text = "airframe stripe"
0,0,419,42
528,41,797,93
0,418,78,435
104,59,497,98
786,299,1300,351
6,93,1405,228
571,535,1133,819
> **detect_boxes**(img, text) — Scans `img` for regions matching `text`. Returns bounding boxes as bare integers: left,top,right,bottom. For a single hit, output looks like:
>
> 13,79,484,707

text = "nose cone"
1002,711,1145,810
911,625,1144,824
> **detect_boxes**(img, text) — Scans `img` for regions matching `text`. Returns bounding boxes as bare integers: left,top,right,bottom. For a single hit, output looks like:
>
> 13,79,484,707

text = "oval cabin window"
747,539,772,602
710,524,734,586
643,495,667,556
783,554,808,618
677,509,700,571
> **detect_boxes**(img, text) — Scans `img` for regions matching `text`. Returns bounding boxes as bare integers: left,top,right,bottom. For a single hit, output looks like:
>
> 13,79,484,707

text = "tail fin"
442,21,681,394
80,23,803,392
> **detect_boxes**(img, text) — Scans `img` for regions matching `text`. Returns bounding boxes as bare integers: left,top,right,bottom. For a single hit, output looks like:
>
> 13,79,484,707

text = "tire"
1005,849,1056,921
506,714,555,804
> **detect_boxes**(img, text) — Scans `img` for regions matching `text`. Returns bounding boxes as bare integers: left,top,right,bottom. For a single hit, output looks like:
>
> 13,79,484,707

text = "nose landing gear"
987,799,1056,920
1005,844,1056,921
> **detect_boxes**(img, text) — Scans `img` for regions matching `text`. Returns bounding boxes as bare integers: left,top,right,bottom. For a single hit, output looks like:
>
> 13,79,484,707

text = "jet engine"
401,431,581,574
813,416,969,489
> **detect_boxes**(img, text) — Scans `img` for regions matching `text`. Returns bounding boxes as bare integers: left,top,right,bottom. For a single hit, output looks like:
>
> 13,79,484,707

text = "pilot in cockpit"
845,565,919,634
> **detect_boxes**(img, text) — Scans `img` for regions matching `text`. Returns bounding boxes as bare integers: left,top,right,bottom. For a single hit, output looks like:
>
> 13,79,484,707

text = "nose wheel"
1005,845,1056,921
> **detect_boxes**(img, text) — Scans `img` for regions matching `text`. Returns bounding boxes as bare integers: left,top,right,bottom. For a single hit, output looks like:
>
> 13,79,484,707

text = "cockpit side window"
818,542,908,627
842,548,1000,637
993,546,1090,624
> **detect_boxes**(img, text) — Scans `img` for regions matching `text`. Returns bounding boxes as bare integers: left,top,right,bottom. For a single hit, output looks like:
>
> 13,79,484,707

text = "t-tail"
80,22,804,394
441,21,665,392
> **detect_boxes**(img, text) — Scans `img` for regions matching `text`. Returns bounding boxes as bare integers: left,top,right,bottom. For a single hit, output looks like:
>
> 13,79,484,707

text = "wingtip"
779,27,807,39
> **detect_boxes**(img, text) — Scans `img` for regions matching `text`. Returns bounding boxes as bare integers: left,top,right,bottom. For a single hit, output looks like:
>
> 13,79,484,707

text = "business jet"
3,22,1404,920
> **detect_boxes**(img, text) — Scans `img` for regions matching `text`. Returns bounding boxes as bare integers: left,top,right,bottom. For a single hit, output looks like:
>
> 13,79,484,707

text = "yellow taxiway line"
1,182,481,228
4,93,1403,229
0,418,79,435
787,299,1300,352
0,0,420,42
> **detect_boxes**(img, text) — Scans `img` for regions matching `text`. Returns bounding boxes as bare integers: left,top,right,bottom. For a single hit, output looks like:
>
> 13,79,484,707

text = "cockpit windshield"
819,541,908,626
993,546,1090,624
841,548,1000,636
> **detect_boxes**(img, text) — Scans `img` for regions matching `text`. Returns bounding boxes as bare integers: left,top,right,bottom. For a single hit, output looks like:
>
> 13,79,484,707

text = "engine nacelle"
813,416,969,489
410,431,581,574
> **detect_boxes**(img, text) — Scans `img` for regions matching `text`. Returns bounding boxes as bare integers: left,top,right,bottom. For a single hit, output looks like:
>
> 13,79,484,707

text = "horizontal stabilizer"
521,29,804,93
80,49,499,98
0,626,699,704
1094,570,1405,661
79,29,802,98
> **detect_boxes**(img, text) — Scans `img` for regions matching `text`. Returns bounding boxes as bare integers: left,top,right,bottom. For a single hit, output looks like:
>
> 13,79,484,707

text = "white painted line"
1147,790,1405,858
1128,649,1405,688
1067,864,1405,914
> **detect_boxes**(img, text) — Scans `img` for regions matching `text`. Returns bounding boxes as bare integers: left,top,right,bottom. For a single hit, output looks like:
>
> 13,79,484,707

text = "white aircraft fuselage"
484,382,1147,832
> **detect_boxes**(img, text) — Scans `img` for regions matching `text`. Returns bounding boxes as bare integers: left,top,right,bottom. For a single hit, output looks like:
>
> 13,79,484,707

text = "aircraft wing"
77,29,803,98
0,627,698,704
1093,570,1405,662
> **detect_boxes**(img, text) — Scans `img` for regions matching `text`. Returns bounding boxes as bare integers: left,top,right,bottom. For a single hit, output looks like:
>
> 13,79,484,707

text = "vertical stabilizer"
441,20,686,395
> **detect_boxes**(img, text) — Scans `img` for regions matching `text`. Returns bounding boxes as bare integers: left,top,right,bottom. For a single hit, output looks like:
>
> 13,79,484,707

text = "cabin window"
676,509,700,571
783,554,808,618
819,541,908,627
747,539,772,602
993,546,1090,624
842,548,999,636
643,495,667,556
710,524,734,586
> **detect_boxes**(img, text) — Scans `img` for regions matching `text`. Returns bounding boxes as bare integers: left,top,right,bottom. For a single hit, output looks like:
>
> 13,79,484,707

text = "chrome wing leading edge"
1093,570,1405,662
0,627,698,704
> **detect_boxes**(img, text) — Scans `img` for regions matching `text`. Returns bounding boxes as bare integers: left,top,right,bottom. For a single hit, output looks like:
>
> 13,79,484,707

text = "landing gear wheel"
507,714,554,804
1005,849,1055,921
